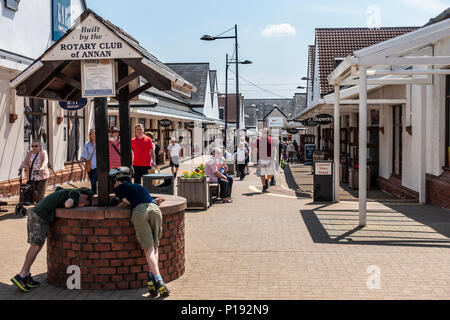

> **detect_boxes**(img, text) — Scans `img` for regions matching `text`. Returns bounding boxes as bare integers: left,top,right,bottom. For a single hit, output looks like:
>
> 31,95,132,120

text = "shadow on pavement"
300,204,450,248
282,164,312,199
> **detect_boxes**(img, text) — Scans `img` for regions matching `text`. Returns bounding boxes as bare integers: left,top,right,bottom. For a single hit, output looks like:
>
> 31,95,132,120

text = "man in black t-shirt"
11,187,93,292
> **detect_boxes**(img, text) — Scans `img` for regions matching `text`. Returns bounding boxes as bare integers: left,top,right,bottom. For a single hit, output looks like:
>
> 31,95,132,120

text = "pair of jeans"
218,178,231,199
134,166,150,185
88,168,98,194
237,164,246,180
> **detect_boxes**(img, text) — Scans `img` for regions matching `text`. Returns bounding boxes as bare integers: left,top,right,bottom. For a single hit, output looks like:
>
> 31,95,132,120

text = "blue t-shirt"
114,182,157,210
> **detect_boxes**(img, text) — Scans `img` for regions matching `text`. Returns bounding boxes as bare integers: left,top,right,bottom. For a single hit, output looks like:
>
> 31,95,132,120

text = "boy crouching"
109,167,169,297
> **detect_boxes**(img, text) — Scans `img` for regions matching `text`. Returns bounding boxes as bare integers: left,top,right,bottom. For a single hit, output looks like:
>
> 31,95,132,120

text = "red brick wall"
47,207,185,290
377,175,419,200
426,171,450,209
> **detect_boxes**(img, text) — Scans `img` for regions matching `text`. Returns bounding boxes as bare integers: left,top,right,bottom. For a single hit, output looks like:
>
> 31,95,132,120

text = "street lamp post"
201,25,250,131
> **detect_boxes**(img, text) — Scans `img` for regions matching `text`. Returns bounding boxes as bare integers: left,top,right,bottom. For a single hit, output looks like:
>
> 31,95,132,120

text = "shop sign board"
302,118,318,127
59,98,88,111
43,13,141,61
158,119,172,128
187,122,196,128
268,117,283,127
315,113,333,125
313,151,326,161
52,0,71,41
315,162,332,175
81,59,116,97
305,144,316,162
287,128,299,134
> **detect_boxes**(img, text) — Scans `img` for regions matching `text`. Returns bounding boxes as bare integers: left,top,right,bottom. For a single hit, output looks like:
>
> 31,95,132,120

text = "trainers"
11,274,31,292
25,274,40,288
147,275,158,297
156,280,170,297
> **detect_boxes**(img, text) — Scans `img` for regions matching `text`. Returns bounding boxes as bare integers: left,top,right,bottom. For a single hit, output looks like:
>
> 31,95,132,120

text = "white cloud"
261,23,296,37
396,0,449,13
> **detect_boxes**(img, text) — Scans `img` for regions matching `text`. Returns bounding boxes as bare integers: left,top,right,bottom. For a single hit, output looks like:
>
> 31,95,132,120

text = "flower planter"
177,176,209,210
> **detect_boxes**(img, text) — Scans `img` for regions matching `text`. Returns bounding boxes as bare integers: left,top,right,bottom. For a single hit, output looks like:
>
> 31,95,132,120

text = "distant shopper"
256,128,275,192
287,141,296,163
145,132,161,166
205,148,232,203
19,140,50,204
109,126,121,170
168,137,182,178
11,187,93,292
81,129,97,194
132,124,158,184
109,167,169,297
234,142,248,180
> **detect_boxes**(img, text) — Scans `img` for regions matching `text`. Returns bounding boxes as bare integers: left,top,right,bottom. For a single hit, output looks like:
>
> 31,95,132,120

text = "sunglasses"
32,145,40,148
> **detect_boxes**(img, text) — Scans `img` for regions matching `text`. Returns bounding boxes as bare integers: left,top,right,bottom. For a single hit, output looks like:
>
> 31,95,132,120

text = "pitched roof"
165,63,210,106
315,27,419,95
243,98,295,122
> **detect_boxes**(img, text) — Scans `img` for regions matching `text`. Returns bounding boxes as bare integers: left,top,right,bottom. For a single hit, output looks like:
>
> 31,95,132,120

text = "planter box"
177,176,209,210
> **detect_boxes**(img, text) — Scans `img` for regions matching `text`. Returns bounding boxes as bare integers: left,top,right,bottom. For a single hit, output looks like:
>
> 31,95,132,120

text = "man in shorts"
11,187,93,292
168,137,182,178
110,167,169,297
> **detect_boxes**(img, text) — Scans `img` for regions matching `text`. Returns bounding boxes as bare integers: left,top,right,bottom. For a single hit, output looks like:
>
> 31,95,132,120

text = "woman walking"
81,129,97,194
19,140,50,204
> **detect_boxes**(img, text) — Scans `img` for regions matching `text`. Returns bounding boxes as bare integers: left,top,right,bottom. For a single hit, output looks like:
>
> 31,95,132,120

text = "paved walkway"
1,158,450,299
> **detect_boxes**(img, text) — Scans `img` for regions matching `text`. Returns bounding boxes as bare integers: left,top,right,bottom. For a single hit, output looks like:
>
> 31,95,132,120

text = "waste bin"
313,160,334,202
143,173,174,195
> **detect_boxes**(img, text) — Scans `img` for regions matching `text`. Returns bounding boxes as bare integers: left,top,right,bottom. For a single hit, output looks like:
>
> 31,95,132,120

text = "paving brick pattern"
1,159,450,299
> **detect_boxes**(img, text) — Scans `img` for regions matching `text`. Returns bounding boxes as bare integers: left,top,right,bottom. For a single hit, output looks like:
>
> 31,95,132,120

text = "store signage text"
315,113,334,125
159,119,172,127
58,98,88,111
43,14,141,61
302,118,318,127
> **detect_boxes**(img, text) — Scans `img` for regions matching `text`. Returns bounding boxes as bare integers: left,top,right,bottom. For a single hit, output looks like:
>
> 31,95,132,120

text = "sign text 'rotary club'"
60,26,124,59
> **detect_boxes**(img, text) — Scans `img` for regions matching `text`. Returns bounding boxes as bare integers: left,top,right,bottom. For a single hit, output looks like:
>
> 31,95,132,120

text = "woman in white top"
234,142,248,180
19,140,50,204
168,137,182,177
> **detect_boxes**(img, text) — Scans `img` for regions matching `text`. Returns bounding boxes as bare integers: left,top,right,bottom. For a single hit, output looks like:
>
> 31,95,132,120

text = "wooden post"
118,60,132,168
94,97,110,206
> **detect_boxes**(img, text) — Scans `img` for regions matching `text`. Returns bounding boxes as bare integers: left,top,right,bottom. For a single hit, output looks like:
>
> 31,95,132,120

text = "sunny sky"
86,0,449,99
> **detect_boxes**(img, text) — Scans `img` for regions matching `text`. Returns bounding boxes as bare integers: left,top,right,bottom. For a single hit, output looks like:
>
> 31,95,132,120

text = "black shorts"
170,159,180,168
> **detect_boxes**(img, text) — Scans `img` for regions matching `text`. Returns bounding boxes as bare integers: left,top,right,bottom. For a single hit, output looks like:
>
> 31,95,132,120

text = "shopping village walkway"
1,158,450,299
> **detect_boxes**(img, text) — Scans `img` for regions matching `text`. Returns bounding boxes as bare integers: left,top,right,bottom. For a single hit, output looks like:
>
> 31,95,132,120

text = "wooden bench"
209,183,220,206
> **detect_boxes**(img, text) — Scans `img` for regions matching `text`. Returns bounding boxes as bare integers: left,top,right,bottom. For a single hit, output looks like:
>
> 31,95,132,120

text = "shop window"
65,110,85,162
446,75,450,168
138,118,146,129
24,98,49,158
109,115,117,128
392,105,402,176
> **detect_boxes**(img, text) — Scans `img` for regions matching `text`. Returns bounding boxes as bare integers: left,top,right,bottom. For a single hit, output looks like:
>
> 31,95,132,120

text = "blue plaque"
59,98,88,111
52,0,71,41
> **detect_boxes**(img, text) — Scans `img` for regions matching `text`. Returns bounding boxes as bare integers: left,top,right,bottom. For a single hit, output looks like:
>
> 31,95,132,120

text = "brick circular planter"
47,194,186,290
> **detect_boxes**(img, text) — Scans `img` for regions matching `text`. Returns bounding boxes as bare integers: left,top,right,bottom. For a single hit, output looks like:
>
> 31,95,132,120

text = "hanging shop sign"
268,116,284,127
58,98,88,111
158,119,172,128
287,128,299,134
52,0,71,41
43,13,141,61
302,118,318,127
81,59,116,98
314,113,334,125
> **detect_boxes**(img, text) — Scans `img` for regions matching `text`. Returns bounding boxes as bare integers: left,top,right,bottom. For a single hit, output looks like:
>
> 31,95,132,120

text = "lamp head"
241,60,252,64
201,35,215,41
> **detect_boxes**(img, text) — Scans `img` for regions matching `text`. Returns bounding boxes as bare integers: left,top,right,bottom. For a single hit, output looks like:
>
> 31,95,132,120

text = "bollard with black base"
313,160,334,202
